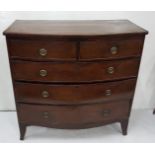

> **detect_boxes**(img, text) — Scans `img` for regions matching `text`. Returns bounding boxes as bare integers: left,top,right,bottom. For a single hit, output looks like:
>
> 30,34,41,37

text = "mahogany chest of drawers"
3,20,148,140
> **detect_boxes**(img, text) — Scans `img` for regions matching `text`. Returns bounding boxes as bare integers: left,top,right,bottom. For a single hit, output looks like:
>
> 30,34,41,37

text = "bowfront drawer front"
15,79,136,105
80,37,144,60
18,101,130,128
15,79,135,105
12,58,140,83
8,39,77,60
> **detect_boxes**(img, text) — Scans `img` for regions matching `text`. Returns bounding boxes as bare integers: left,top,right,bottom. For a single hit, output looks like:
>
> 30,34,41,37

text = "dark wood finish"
3,20,148,140
3,20,148,37
9,39,77,61
11,59,140,83
80,36,144,60
19,123,26,140
15,79,136,105
120,119,129,135
18,101,130,128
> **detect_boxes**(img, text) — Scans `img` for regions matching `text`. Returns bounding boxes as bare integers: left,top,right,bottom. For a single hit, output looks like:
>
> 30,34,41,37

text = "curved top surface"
3,20,148,37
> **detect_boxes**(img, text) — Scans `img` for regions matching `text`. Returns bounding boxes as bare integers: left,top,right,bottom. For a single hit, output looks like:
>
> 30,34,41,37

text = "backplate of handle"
107,66,115,74
42,91,49,98
102,109,111,117
43,111,49,119
110,46,118,55
40,69,48,77
39,48,47,56
105,89,112,96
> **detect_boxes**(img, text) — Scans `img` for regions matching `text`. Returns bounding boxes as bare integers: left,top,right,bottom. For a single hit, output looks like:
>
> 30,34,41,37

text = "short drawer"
80,36,144,60
8,39,76,60
15,79,136,105
12,58,140,83
18,101,130,128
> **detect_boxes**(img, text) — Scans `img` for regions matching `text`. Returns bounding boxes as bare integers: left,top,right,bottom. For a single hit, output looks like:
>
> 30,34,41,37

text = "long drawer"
18,101,130,129
12,58,140,83
15,79,136,105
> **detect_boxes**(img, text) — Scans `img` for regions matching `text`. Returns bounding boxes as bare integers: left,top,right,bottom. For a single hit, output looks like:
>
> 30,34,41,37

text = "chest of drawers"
3,20,148,140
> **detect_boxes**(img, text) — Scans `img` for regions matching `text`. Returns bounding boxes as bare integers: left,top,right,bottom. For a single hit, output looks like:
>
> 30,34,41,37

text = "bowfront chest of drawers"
3,20,148,140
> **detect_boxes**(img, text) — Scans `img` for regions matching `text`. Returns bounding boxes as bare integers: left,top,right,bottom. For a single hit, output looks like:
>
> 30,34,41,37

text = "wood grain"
9,39,77,60
3,20,148,37
3,20,148,139
11,58,140,83
15,79,136,105
18,100,130,129
80,36,144,60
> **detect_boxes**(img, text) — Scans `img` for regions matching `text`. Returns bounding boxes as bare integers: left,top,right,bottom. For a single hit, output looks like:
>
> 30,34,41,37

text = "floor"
0,109,155,143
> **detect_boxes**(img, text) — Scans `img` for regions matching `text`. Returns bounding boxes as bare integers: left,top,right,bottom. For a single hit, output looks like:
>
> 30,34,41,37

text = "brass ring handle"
110,46,118,55
107,66,115,74
42,91,49,98
102,109,111,117
39,48,47,56
43,111,49,119
105,89,112,96
44,115,49,119
40,69,47,77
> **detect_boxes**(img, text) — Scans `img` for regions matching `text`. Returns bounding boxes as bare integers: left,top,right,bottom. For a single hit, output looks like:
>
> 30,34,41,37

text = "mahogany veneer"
3,20,148,140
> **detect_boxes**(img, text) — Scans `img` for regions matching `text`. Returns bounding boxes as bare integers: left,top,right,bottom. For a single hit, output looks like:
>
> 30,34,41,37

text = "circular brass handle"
105,89,112,96
39,48,47,56
40,69,47,77
102,109,111,117
110,46,118,55
107,66,115,74
42,91,49,98
43,111,49,119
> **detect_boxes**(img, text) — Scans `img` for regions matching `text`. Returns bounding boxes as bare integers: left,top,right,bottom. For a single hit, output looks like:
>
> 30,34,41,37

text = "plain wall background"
0,11,154,110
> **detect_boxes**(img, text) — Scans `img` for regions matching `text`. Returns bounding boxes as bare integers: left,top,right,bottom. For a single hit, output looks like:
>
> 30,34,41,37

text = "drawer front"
12,59,140,83
80,37,144,60
18,101,130,128
15,79,136,105
9,39,76,60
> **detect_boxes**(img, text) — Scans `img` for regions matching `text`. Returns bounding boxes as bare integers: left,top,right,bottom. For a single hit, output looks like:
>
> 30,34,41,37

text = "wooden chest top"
3,20,148,37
